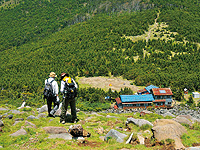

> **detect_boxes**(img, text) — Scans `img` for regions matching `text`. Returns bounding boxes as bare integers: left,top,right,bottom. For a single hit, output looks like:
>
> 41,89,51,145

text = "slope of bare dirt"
77,76,144,92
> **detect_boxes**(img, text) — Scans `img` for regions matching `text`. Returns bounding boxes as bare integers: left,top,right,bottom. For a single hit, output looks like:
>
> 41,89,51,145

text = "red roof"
153,99,166,102
114,105,118,109
137,88,147,93
152,88,173,96
115,97,122,104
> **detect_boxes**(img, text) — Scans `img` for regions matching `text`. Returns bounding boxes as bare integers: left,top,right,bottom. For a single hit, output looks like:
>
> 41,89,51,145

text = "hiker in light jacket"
44,72,59,117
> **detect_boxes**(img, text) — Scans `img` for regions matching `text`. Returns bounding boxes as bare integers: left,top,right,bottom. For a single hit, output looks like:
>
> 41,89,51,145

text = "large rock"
7,114,13,119
13,121,21,126
178,115,193,120
162,112,176,118
125,118,153,127
104,129,127,143
173,116,193,127
10,129,27,136
10,110,21,114
151,119,187,150
68,124,91,137
38,105,48,113
14,118,24,121
37,113,47,118
0,108,8,111
43,126,67,134
25,121,36,128
27,115,39,120
185,147,200,150
48,133,72,140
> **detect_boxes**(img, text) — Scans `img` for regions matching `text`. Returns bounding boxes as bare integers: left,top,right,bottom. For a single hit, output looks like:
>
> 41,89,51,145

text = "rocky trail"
0,103,200,150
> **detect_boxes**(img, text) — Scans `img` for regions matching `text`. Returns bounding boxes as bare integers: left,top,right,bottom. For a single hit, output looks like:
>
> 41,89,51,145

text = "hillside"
1,0,200,107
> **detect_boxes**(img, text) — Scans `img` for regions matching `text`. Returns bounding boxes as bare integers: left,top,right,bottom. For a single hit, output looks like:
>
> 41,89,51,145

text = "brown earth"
77,140,102,148
78,76,144,92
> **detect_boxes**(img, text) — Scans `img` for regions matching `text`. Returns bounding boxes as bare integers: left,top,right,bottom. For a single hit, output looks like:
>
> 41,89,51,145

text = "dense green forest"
0,0,200,108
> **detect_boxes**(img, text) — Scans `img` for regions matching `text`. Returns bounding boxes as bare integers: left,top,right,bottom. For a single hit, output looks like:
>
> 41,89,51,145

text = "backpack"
43,79,54,99
64,78,77,99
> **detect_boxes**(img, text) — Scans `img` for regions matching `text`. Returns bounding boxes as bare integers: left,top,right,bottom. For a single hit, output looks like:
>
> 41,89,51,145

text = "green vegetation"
0,0,200,107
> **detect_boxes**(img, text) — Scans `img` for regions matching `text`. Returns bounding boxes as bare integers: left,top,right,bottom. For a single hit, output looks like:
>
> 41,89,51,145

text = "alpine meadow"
0,0,200,149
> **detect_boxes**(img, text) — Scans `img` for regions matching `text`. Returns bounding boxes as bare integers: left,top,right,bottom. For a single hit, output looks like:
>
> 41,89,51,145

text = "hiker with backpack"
44,72,59,117
60,73,78,124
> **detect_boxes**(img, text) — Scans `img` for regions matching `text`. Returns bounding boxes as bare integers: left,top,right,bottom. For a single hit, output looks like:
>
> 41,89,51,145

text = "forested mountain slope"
0,0,200,104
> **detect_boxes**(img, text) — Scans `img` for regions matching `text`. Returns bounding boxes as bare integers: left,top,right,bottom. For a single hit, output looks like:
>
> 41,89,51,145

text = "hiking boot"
48,114,55,118
71,118,79,123
60,120,65,124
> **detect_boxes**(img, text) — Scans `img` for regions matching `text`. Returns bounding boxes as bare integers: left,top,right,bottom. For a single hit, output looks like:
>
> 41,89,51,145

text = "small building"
116,94,154,109
137,85,159,95
115,85,173,109
184,88,188,94
192,92,200,98
152,88,173,107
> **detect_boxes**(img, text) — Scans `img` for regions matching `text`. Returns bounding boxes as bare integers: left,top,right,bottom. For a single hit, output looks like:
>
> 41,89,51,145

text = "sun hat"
49,72,57,78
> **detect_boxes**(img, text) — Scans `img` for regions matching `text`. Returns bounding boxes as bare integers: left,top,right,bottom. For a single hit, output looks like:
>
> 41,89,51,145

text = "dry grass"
77,76,144,93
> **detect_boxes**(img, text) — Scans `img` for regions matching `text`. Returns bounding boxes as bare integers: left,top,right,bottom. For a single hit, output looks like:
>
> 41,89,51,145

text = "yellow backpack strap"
63,76,72,83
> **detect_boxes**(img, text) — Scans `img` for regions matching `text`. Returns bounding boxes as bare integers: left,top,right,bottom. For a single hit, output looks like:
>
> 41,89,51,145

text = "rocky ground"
0,103,200,150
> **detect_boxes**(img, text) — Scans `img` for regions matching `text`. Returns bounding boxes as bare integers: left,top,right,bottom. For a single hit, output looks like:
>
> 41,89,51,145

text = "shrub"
192,122,200,130
165,138,175,145
140,124,152,131
197,101,200,108
22,107,32,111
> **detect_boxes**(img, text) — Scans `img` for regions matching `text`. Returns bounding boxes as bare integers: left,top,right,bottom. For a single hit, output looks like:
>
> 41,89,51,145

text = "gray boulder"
0,108,8,111
27,115,39,120
48,133,72,140
125,118,153,127
25,121,36,128
162,112,175,118
7,114,13,119
173,116,193,127
104,129,127,143
10,128,27,136
10,110,21,114
106,115,118,118
37,113,47,118
38,105,48,113
185,147,200,150
151,119,187,150
43,126,67,134
13,121,21,126
14,118,24,121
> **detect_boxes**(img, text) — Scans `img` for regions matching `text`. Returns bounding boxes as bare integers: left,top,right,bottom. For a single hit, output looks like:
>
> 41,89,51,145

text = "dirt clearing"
77,76,144,92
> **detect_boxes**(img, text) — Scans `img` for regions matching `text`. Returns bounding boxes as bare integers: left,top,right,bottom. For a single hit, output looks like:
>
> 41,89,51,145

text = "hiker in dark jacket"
60,73,78,124
44,72,59,117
